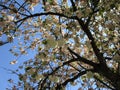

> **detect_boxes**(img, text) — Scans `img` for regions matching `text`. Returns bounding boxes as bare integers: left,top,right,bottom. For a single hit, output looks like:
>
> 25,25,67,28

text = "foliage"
0,0,120,90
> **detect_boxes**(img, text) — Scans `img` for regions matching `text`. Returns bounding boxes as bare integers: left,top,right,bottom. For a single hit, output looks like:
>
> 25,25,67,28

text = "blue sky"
0,43,18,89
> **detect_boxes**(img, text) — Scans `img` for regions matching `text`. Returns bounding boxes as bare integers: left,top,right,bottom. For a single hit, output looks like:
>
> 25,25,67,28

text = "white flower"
10,60,17,65
7,15,14,21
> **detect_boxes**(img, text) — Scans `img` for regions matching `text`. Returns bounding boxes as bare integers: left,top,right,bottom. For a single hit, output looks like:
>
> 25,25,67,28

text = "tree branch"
104,57,112,60
38,58,81,89
76,17,106,64
15,12,77,24
14,0,32,15
70,0,77,12
56,69,95,89
0,41,8,46
38,54,97,90
94,75,115,90
62,70,86,86
0,4,28,16
67,47,98,67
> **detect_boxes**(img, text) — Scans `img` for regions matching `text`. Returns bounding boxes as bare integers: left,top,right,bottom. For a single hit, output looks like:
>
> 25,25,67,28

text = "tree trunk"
95,63,120,90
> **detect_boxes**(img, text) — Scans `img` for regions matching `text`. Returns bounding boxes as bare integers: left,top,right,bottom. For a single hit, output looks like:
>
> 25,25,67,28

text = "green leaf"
35,74,44,80
42,39,47,45
31,73,36,78
47,0,53,4
57,39,65,47
86,71,94,79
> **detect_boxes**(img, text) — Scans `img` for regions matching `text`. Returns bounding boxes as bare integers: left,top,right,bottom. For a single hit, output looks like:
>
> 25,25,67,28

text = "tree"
0,0,120,90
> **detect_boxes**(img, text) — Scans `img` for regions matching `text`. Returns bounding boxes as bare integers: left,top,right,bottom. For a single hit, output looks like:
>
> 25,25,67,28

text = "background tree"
0,0,120,90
